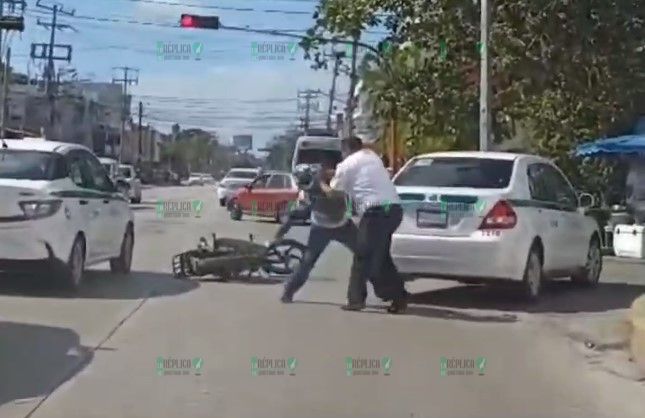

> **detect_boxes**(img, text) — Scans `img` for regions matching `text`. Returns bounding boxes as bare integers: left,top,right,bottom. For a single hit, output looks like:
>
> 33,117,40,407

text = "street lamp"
479,0,491,151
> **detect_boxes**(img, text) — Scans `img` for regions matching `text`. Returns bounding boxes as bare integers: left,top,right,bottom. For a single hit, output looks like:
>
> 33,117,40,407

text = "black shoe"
341,302,365,311
280,293,293,303
387,297,408,314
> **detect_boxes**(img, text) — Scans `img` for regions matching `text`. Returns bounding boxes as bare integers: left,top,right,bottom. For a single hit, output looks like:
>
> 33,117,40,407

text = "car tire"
131,196,141,204
219,198,226,207
571,236,602,287
230,201,242,221
110,225,134,274
521,245,543,301
59,235,86,290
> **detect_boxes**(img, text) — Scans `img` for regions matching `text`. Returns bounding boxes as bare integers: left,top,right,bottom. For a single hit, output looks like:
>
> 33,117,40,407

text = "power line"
102,0,312,16
36,11,389,35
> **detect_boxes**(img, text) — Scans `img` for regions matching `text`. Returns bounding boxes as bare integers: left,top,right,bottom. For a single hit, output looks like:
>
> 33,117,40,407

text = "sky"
7,0,388,152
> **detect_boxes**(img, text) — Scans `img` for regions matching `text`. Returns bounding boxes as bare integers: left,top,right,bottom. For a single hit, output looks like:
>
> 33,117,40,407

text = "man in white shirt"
323,135,408,313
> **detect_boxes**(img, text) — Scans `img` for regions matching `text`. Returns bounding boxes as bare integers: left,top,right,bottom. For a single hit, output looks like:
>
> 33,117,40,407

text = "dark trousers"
347,204,406,304
284,220,358,296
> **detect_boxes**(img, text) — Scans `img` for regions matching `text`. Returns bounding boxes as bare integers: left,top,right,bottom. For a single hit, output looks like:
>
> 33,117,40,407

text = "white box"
613,224,645,259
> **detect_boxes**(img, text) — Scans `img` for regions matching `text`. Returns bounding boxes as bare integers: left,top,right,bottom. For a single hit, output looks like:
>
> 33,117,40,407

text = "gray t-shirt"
305,180,349,228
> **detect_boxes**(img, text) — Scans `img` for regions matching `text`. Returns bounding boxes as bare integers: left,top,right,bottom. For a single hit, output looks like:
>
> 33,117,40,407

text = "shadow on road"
0,270,198,299
130,205,155,211
197,275,284,285
0,321,93,407
409,281,645,313
295,301,518,323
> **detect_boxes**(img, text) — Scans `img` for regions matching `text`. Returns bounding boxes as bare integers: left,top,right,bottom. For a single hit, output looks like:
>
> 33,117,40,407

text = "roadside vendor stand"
574,124,645,258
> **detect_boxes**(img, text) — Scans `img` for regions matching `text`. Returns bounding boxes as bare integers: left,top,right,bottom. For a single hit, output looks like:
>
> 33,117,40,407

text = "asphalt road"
1,185,644,418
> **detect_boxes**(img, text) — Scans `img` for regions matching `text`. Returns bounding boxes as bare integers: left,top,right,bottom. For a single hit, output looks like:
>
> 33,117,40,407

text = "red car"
228,171,300,222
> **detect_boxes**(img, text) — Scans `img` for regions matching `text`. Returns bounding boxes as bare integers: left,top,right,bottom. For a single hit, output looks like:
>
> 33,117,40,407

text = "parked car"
0,138,135,288
99,157,129,197
227,171,299,223
119,164,142,203
217,167,261,206
183,173,207,186
390,151,602,300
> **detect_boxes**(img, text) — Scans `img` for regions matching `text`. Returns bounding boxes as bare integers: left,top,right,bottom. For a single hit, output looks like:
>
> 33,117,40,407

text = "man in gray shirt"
279,159,358,303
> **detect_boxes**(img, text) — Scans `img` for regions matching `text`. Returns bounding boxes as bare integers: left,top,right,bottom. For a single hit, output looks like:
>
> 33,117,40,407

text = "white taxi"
391,151,602,300
0,138,135,289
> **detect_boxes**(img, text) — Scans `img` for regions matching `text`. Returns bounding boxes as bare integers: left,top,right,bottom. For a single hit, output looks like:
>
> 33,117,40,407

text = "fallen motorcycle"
171,233,307,280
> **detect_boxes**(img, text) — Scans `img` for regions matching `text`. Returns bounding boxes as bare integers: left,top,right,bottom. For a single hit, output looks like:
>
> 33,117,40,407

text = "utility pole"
112,66,139,163
297,89,321,133
345,36,359,137
138,101,143,161
33,1,74,140
0,47,10,138
479,0,491,151
325,50,343,131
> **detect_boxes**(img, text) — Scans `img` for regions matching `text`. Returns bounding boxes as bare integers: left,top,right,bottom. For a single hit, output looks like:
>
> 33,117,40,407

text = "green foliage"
307,0,645,195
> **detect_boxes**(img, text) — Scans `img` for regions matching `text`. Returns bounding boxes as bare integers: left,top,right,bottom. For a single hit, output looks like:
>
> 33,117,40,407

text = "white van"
291,136,343,173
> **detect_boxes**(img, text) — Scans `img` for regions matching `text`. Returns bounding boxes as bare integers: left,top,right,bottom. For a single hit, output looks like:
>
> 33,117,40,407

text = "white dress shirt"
330,148,400,216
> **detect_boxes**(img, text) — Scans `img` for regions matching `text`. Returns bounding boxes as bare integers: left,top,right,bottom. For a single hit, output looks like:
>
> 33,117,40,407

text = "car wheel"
131,197,141,204
219,198,226,207
571,236,602,287
110,225,134,274
521,245,543,301
60,235,86,289
230,201,242,221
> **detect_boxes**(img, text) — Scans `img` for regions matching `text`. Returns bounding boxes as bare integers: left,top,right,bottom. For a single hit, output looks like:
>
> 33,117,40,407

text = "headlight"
19,199,63,220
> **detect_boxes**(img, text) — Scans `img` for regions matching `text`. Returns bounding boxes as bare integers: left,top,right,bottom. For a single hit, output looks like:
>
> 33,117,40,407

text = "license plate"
417,209,447,228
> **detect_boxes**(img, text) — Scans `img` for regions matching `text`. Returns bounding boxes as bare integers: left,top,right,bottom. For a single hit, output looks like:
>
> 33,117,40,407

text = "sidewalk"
630,295,645,374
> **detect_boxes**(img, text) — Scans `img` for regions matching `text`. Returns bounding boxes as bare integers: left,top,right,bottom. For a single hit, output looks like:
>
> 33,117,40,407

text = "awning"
574,134,645,157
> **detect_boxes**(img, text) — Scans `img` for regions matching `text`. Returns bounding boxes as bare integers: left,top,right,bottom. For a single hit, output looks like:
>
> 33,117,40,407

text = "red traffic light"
180,15,195,27
180,14,219,29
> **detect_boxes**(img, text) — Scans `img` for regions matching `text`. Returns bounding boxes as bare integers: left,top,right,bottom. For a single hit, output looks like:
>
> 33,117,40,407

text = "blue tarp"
574,134,645,157
574,117,645,157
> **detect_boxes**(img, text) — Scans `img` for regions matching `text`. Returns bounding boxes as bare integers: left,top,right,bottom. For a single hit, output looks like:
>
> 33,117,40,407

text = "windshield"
394,157,514,188
119,167,133,178
226,170,257,179
295,149,342,167
0,150,67,180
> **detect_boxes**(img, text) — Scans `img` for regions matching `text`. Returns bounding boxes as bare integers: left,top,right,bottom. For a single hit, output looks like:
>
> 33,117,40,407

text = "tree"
306,0,645,194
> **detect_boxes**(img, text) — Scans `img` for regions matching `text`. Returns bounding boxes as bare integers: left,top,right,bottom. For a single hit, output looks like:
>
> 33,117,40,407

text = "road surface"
1,185,644,418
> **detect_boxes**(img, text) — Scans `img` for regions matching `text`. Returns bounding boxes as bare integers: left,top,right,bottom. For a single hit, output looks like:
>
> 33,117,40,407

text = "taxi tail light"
479,200,516,229
19,199,63,219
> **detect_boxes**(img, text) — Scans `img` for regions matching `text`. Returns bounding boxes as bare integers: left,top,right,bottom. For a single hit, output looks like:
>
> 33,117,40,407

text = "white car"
0,138,135,289
119,164,142,203
183,173,206,186
217,168,261,206
391,151,602,300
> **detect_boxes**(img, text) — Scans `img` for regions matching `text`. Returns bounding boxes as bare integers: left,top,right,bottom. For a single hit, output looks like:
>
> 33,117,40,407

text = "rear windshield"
0,150,68,180
295,149,343,168
227,170,257,179
394,157,514,188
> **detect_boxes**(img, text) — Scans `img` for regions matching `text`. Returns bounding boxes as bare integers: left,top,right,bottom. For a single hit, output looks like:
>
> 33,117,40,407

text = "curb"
629,294,645,373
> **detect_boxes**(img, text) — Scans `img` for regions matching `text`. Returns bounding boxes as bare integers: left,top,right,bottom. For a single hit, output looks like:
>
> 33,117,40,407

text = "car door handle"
103,199,110,204
79,199,89,205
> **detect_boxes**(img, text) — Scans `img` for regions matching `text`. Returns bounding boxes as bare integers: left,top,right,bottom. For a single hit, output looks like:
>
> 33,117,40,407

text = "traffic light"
180,14,219,29
0,16,24,32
